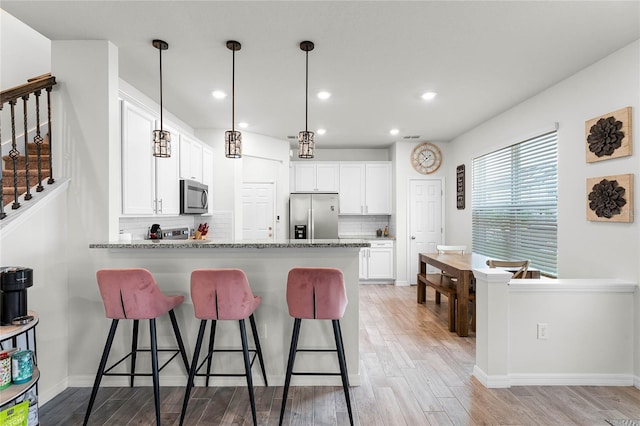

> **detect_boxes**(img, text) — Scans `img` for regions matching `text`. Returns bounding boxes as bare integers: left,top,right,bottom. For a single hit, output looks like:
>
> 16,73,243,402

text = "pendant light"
298,41,315,159
152,39,171,158
225,40,242,158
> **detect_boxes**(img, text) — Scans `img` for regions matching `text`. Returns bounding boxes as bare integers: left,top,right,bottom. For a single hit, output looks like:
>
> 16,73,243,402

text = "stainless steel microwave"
180,179,208,214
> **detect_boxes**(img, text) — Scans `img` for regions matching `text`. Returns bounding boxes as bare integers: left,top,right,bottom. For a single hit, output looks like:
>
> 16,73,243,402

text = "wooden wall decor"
456,164,465,209
585,106,632,163
586,173,633,222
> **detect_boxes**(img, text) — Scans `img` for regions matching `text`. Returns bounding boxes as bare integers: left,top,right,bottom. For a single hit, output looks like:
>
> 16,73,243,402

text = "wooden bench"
417,273,456,332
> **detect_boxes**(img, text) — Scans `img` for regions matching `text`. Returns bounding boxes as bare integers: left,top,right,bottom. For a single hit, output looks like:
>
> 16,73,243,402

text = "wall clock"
411,142,442,174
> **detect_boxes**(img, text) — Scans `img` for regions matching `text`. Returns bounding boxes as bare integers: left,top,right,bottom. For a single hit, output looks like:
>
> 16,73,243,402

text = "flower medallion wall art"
586,174,634,223
585,107,632,162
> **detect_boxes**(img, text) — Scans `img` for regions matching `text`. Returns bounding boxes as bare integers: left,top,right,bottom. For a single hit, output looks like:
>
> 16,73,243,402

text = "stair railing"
0,74,56,219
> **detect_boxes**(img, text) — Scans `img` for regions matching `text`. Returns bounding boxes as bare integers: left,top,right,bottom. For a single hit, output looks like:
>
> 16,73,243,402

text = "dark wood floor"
40,285,640,425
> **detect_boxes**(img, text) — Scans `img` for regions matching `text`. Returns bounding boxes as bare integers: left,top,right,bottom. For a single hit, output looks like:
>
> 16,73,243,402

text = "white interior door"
408,179,443,284
242,183,275,240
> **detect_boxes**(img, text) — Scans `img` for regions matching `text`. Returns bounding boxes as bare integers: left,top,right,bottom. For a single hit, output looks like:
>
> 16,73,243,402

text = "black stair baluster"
34,90,44,192
22,94,32,200
8,100,20,209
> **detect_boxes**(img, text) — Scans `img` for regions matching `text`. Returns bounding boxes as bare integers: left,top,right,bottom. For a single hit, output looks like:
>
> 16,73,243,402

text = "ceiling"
3,1,639,149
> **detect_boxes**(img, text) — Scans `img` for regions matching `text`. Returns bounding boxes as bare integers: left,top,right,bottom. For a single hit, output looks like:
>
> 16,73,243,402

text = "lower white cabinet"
359,240,394,281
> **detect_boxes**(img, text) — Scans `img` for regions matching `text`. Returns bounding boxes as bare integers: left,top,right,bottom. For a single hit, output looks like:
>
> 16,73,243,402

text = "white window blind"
472,131,558,276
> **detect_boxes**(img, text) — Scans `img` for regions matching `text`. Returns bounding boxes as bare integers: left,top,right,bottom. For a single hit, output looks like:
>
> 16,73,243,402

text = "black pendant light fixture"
225,40,242,158
298,40,315,159
152,39,171,158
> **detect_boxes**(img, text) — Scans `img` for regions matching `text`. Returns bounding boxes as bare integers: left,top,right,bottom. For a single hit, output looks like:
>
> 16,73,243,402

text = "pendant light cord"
159,47,164,132
232,47,236,133
305,49,309,133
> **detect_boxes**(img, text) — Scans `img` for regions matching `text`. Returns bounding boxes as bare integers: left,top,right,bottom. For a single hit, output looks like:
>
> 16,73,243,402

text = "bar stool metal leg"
239,319,257,426
149,318,161,426
168,310,190,373
333,320,354,425
205,320,217,387
279,318,302,426
179,320,207,426
83,320,119,426
130,320,139,388
249,314,268,386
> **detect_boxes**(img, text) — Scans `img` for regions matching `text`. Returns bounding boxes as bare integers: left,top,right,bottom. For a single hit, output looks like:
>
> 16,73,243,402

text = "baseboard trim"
40,377,69,406
473,365,635,388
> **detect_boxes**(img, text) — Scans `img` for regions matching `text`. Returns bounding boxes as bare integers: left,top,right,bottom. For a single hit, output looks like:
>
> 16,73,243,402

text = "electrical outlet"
537,323,549,339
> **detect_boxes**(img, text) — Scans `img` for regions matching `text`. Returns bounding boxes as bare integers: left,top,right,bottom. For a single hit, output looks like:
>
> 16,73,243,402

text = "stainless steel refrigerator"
289,193,339,239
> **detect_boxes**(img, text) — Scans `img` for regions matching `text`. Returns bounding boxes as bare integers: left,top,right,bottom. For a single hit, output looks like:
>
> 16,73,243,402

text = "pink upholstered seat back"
191,269,262,320
286,268,347,320
96,268,184,320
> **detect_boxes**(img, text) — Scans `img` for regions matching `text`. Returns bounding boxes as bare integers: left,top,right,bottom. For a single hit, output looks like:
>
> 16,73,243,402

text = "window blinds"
472,131,558,276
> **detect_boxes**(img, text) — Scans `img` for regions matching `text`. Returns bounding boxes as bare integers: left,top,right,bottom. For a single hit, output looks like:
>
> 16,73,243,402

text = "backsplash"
119,212,233,240
338,215,391,237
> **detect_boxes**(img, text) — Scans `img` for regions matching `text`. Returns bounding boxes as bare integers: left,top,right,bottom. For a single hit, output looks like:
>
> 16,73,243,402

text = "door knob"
268,227,272,230
411,236,416,240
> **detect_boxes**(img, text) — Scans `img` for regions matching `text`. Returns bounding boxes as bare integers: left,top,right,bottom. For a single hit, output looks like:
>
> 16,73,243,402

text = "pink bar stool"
279,267,353,426
84,268,190,426
179,269,267,426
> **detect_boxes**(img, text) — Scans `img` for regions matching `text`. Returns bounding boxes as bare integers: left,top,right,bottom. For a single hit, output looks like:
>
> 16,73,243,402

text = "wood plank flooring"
40,284,640,425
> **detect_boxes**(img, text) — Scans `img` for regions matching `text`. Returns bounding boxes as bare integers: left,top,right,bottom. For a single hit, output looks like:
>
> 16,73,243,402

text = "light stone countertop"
89,238,371,249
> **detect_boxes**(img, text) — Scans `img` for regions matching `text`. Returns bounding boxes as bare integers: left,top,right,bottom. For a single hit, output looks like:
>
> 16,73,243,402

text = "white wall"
0,183,70,404
0,11,50,89
391,140,449,285
446,40,640,382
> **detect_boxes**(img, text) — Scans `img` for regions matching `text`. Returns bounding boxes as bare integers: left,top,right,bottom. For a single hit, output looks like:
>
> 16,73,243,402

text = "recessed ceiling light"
238,122,248,129
421,91,437,101
212,90,227,99
389,128,400,136
317,128,326,135
317,91,331,100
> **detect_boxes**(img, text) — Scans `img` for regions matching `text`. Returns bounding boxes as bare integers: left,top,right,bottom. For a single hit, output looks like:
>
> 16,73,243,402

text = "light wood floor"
40,284,640,425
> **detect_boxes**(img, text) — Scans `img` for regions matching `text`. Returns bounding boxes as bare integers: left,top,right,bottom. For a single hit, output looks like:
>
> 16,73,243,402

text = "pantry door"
242,183,275,240
408,179,443,284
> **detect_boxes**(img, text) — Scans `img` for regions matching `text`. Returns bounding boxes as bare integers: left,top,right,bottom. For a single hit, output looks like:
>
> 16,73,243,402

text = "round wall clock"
411,142,442,174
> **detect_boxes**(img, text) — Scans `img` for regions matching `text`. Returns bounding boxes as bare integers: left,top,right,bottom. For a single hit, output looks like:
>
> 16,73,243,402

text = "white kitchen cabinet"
154,121,180,215
360,240,394,281
292,162,339,192
121,100,157,215
179,134,203,182
339,162,391,215
201,144,214,215
121,100,181,216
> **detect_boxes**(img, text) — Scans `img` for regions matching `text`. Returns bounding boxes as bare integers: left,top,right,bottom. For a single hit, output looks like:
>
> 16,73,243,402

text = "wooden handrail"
1,74,56,105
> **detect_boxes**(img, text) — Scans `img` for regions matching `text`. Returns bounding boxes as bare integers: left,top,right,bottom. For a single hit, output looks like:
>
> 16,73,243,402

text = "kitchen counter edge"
89,239,371,249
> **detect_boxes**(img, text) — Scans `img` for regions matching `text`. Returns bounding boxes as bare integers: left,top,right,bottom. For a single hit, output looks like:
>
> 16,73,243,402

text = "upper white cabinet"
179,134,204,182
201,144,214,215
154,121,180,215
339,162,391,215
121,100,157,215
292,162,339,192
121,99,195,216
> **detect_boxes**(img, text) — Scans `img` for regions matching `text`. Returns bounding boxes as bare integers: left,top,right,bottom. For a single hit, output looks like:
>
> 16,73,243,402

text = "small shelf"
0,311,39,341
0,367,39,406
0,310,39,408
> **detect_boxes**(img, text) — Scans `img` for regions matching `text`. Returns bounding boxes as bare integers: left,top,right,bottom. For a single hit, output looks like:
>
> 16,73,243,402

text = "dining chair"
435,245,466,302
486,259,530,278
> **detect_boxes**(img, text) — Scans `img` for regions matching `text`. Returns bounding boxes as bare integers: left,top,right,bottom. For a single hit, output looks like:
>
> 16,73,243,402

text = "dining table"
417,252,540,337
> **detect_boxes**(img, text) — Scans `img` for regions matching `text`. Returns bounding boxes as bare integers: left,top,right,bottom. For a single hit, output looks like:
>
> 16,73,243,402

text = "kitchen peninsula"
85,239,368,388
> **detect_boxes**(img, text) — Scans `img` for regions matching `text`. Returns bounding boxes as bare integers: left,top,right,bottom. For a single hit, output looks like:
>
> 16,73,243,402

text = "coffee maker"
0,267,33,325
